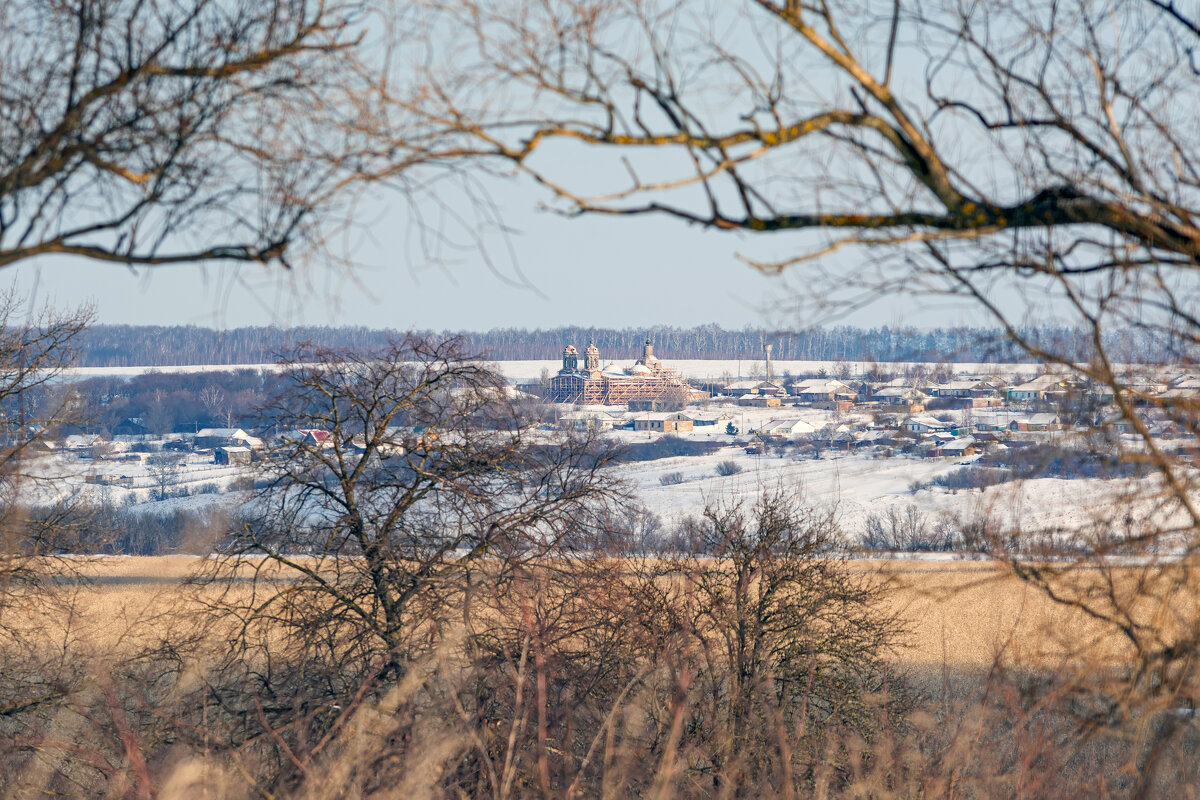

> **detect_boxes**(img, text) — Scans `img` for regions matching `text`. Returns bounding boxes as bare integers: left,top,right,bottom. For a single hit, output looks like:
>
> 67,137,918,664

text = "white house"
558,411,622,431
905,415,950,434
63,434,103,450
757,418,818,438
1007,375,1070,402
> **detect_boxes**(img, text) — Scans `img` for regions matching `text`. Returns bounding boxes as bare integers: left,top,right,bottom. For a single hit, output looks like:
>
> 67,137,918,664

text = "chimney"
764,344,773,382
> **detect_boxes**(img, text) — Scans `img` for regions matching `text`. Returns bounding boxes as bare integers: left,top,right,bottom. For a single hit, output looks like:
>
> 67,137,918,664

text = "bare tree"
0,0,403,272
147,453,183,501
667,489,906,793
190,335,625,786
0,295,104,789
198,385,229,428
397,0,1200,788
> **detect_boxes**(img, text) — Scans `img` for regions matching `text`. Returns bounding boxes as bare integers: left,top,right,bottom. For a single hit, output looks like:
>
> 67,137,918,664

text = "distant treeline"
72,324,1195,366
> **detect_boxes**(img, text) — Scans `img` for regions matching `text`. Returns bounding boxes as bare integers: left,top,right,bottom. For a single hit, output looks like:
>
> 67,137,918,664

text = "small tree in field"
147,453,182,500
662,489,907,792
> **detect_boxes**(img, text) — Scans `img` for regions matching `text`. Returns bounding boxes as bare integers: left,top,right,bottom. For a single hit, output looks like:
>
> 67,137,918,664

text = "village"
20,338,1190,543
543,339,1190,462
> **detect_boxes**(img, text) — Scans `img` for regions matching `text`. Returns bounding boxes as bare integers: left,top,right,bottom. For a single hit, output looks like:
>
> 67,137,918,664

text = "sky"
3,0,1060,337
10,188,987,333
4,198,855,332
4,7,1026,336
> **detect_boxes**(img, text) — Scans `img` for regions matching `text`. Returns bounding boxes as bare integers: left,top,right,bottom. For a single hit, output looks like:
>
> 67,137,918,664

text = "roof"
1011,375,1066,392
560,411,621,421
759,418,816,434
790,378,852,392
196,428,248,438
874,387,926,400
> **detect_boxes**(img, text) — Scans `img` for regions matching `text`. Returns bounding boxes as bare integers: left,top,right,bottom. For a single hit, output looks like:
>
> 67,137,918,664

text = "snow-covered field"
622,445,1162,540
21,451,249,511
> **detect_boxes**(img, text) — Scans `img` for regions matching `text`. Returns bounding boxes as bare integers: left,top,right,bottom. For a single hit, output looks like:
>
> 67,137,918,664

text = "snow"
624,447,1189,547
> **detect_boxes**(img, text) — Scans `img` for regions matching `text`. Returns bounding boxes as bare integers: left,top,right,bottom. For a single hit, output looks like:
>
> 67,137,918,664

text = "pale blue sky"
11,193,990,332
11,188,962,331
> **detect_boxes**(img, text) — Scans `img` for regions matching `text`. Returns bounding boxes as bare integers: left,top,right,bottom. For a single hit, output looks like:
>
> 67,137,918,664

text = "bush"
862,504,958,552
715,460,742,476
659,471,685,486
909,467,1013,493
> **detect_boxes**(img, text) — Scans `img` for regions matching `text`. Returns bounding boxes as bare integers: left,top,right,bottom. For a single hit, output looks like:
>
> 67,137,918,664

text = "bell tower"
585,340,600,372
561,344,579,374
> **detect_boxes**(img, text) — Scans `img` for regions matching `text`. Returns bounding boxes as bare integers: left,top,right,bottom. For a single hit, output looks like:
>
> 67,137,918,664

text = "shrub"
659,471,685,486
909,467,1014,493
715,460,742,477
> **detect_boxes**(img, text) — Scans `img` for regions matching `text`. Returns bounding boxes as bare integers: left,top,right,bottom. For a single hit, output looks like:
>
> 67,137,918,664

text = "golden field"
42,555,1169,674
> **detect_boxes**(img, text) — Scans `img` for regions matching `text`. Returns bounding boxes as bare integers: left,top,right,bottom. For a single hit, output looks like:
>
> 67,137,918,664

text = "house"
295,428,332,447
633,413,694,433
1007,413,1063,432
1158,385,1200,407
757,418,817,439
558,411,622,431
872,386,928,411
931,379,1003,399
873,386,927,402
723,380,763,397
925,436,977,458
752,381,787,397
737,394,783,408
789,379,855,403
1124,376,1168,399
63,434,103,450
215,446,253,466
905,415,950,434
854,429,895,448
195,427,263,450
112,418,150,437
1007,375,1071,402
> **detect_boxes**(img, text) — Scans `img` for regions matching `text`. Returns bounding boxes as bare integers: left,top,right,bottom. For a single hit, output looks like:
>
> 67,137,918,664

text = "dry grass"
8,556,1196,798
41,556,1169,673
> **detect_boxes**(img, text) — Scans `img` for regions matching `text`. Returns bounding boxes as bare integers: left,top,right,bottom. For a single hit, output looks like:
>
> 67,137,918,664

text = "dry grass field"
8,555,1195,798
50,556,1152,673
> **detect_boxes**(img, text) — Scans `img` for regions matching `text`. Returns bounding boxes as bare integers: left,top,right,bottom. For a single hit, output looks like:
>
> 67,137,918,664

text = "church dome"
629,363,652,376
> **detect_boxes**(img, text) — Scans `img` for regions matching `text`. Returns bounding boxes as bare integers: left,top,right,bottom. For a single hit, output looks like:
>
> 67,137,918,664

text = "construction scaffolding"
548,339,692,406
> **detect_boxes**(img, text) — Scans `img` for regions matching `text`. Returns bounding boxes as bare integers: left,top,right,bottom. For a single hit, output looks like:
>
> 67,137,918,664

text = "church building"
548,339,691,405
